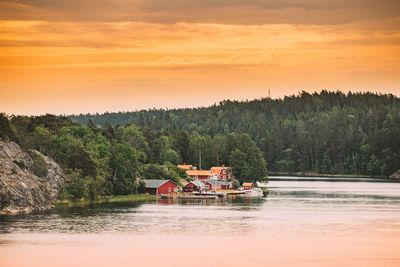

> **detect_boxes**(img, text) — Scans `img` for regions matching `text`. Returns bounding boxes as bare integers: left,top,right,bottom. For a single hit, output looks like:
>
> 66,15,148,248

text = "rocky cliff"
0,140,64,214
390,170,400,179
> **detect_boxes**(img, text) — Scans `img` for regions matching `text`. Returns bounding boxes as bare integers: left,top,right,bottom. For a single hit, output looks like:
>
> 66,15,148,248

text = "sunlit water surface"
1,177,400,266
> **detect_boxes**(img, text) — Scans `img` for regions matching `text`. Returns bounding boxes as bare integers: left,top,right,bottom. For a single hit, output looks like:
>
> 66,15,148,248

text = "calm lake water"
1,177,400,266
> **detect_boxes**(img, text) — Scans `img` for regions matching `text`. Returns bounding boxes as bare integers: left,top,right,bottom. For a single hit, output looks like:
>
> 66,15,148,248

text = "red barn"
143,180,178,195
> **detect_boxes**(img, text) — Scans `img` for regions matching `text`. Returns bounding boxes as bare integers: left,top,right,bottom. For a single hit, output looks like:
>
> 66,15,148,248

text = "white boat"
243,187,263,197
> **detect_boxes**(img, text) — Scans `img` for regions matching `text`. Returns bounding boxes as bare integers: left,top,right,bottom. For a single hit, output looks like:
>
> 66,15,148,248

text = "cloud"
1,0,400,26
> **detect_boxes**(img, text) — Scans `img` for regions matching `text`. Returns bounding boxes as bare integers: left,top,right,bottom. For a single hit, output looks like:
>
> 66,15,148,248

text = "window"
168,187,171,193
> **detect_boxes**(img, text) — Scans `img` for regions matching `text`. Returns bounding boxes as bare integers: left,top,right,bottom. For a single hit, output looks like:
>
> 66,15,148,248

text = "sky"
0,0,399,115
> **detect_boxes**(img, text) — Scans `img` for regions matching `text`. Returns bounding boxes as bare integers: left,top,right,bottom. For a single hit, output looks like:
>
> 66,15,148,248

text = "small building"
242,182,253,190
183,180,206,192
202,179,221,191
186,170,211,180
210,165,234,181
218,181,234,190
143,179,178,195
178,164,197,170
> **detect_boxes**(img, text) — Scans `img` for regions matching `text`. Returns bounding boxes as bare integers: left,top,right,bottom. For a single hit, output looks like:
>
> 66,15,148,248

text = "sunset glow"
1,0,399,115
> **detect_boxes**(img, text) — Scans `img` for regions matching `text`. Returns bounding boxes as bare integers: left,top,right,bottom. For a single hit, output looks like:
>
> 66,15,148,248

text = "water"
1,177,400,266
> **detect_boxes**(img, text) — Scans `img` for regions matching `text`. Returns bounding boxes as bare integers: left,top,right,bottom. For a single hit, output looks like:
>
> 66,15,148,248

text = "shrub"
30,151,48,177
13,160,26,170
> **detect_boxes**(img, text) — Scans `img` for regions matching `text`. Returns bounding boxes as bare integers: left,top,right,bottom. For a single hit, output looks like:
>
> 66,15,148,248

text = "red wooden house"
186,170,211,180
210,165,234,181
143,180,178,195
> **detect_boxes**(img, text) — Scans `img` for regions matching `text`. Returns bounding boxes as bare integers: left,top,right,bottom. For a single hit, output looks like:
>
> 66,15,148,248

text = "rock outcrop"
0,140,64,214
390,170,400,179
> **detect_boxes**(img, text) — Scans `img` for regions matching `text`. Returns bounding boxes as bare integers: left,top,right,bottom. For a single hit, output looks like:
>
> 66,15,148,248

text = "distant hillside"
69,91,400,176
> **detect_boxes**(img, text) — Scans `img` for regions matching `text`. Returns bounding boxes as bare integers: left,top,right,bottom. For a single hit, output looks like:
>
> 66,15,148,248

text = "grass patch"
55,194,158,207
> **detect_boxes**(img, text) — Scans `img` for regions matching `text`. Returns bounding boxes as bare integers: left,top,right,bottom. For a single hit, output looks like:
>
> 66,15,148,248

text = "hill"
69,91,400,176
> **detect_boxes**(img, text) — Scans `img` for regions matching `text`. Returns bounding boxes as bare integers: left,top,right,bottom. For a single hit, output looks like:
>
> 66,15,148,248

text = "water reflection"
1,178,400,237
1,177,400,266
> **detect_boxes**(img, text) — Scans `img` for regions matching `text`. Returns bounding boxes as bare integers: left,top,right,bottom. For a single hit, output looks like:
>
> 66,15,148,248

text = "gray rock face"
390,170,400,179
0,141,64,214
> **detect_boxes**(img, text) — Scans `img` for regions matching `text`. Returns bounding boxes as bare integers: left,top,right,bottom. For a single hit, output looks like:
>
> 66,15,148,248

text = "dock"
178,195,219,200
161,194,219,200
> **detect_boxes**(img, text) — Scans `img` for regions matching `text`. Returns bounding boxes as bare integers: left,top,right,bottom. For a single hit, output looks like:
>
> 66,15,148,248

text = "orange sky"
0,0,399,115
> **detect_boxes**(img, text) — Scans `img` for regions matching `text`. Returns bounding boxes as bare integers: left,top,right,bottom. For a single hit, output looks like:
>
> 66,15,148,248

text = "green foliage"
138,180,146,194
0,192,9,208
232,180,240,189
13,160,26,170
141,163,183,184
110,143,140,195
59,170,105,201
173,131,190,163
229,134,268,183
117,125,149,154
69,91,400,176
0,113,17,142
230,149,248,181
30,151,48,178
59,170,86,201
32,126,56,155
4,91,400,203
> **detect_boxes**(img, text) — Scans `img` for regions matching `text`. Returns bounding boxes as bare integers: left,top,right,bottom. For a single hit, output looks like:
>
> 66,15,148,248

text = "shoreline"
268,171,389,179
54,194,159,207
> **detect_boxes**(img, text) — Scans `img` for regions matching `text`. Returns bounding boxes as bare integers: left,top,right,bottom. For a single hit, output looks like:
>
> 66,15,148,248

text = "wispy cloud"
0,0,399,114
1,0,400,25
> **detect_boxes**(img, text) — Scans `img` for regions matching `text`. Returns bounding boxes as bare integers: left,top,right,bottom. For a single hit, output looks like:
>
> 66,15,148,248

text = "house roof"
218,181,233,186
186,170,211,176
178,164,197,170
242,182,253,186
202,179,218,186
210,166,231,174
185,180,204,187
143,179,177,189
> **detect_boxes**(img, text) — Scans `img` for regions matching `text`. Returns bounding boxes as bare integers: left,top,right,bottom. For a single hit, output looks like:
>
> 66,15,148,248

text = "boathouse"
143,179,178,195
184,180,206,191
219,181,234,190
242,182,253,190
202,179,221,191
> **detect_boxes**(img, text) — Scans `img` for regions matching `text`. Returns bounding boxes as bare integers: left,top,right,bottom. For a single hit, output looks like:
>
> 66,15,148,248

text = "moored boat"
242,187,263,197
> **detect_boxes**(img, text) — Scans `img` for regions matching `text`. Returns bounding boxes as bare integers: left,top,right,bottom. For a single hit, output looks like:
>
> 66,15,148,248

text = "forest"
0,113,266,200
1,91,400,200
70,91,400,177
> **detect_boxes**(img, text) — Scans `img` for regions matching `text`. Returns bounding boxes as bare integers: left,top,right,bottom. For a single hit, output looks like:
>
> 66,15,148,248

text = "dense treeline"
70,91,400,176
0,114,267,200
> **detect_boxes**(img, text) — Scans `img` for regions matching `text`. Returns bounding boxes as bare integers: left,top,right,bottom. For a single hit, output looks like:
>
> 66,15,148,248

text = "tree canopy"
69,91,400,176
